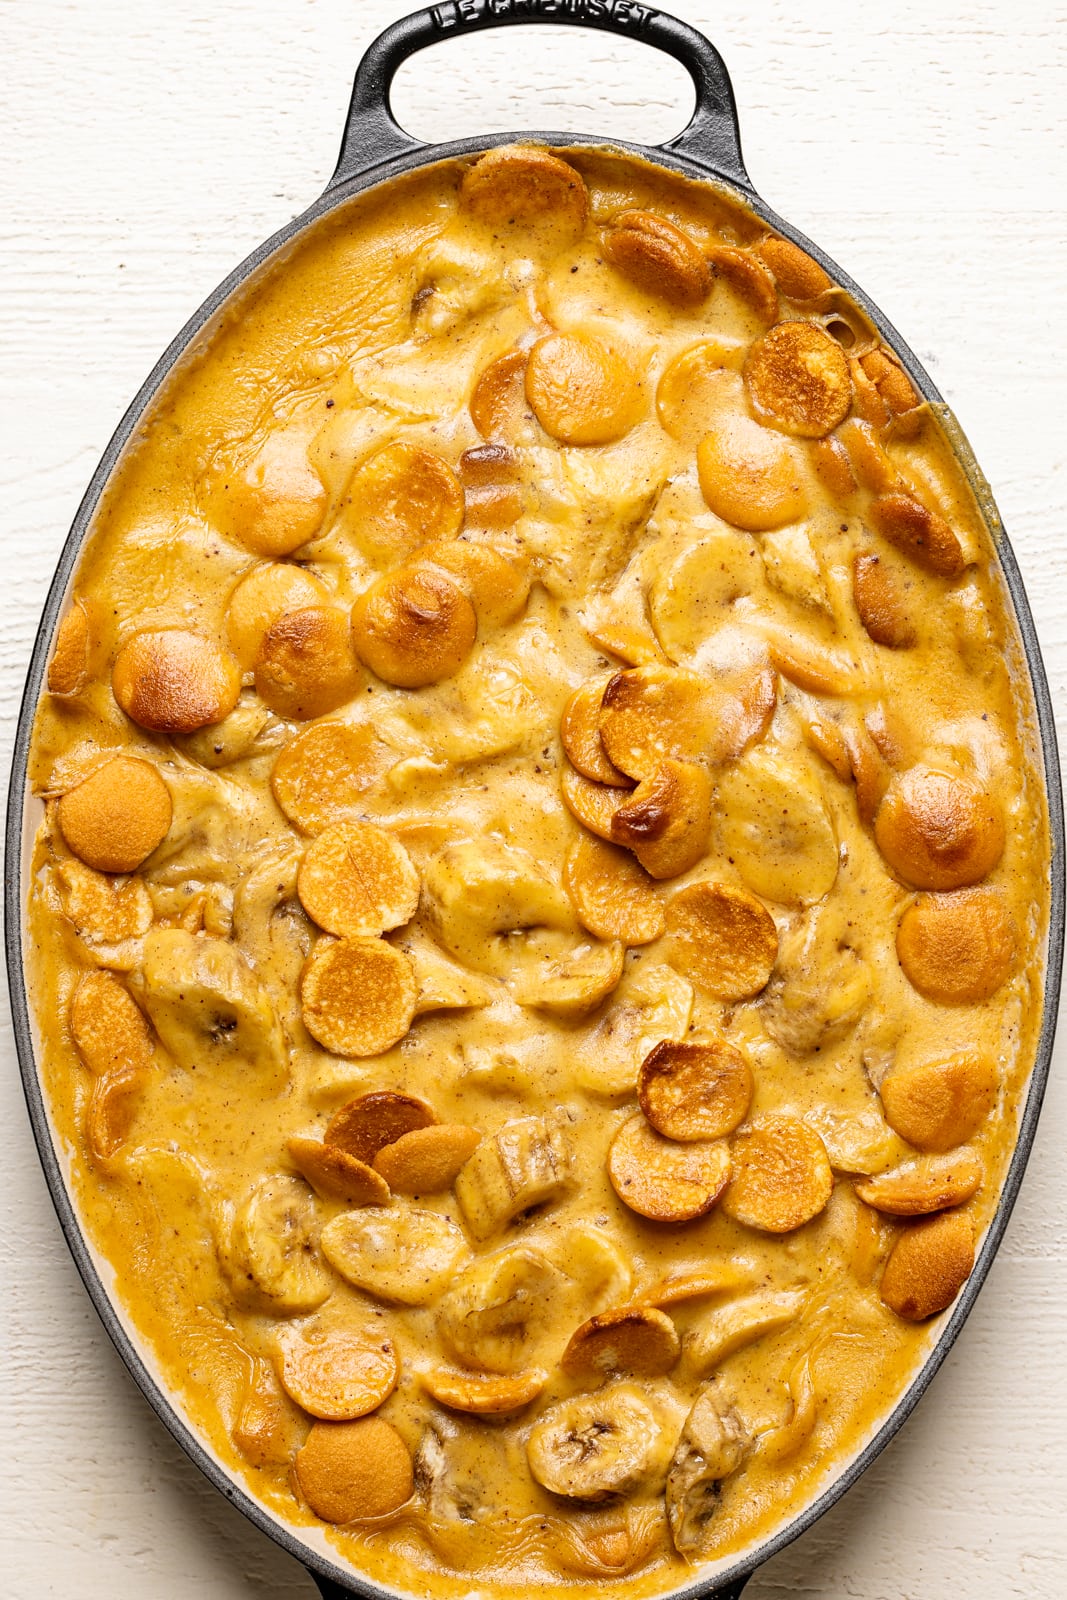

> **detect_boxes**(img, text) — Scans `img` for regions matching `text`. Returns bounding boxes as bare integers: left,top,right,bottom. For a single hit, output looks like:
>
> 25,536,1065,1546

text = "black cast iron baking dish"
6,4,1064,1597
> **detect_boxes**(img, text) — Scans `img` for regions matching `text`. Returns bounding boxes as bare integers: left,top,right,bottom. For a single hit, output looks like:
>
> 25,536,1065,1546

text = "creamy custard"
25,145,1049,1598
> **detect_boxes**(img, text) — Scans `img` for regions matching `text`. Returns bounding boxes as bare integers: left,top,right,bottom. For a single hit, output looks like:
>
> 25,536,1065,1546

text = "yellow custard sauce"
25,146,1049,1599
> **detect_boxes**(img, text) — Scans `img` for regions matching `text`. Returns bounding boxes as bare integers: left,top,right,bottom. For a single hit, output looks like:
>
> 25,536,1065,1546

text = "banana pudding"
25,144,1049,1597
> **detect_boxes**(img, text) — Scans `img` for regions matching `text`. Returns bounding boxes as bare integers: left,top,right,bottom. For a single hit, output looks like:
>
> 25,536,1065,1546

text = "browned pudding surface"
26,146,1048,1597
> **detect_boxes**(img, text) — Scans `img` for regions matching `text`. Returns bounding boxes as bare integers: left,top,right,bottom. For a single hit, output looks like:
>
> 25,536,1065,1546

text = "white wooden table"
3,1,1065,1595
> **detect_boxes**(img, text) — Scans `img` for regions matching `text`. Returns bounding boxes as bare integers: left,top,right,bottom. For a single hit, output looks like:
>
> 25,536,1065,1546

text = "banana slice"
437,1245,566,1373
879,1052,997,1153
637,1038,753,1142
286,1137,391,1207
722,1118,833,1233
420,1367,547,1415
636,1265,752,1308
527,1385,675,1503
548,1227,634,1312
648,530,758,661
325,1091,438,1164
880,1210,975,1321
854,1150,983,1216
320,1207,468,1306
233,1357,304,1469
564,834,665,945
511,938,625,1017
687,1291,805,1376
716,747,839,906
423,838,576,974
401,931,499,1014
297,822,420,939
574,962,693,1097
560,1305,681,1378
277,1323,399,1420
664,880,778,1001
220,1175,332,1315
455,1115,573,1240
136,927,286,1081
608,1116,731,1224
666,1379,751,1556
761,911,870,1055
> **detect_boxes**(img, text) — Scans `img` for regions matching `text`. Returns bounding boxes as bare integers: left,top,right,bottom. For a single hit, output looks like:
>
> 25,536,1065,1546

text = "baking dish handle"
306,1568,750,1598
328,0,750,192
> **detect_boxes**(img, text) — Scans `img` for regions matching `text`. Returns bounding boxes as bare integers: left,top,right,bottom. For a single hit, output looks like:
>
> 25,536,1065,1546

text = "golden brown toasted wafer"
664,880,778,1001
460,145,588,234
602,211,712,306
55,861,152,957
896,888,1015,1005
637,1039,753,1142
271,721,391,834
470,349,529,440
254,606,362,720
809,434,857,499
561,678,631,786
297,822,420,938
855,1150,983,1216
344,442,464,567
211,432,326,557
560,1305,681,1378
563,834,665,946
113,630,241,733
610,759,713,881
870,492,966,577
418,538,531,628
225,562,328,668
655,339,746,443
853,552,916,648
743,320,852,438
278,1326,399,1420
722,1117,833,1233
70,970,155,1077
757,237,831,302
325,1090,438,1166
634,1265,751,1308
351,565,476,688
607,1115,731,1223
561,765,634,841
300,938,417,1057
526,334,643,447
57,755,172,875
597,665,717,780
295,1416,413,1523
697,415,809,531
372,1124,481,1193
48,599,92,696
874,767,1004,890
880,1210,975,1321
860,347,920,416
85,1063,145,1161
286,1136,391,1206
420,1367,546,1415
838,418,898,494
706,247,779,322
879,1053,997,1153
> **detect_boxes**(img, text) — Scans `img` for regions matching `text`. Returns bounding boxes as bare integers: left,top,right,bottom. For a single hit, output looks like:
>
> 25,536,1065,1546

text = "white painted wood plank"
3,1,1065,1595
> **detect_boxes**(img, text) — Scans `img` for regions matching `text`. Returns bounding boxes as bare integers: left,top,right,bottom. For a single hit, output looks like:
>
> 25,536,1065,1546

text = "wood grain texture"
2,0,1065,1595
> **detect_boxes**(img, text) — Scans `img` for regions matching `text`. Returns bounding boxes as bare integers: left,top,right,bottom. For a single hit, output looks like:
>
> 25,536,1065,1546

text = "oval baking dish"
6,4,1063,1598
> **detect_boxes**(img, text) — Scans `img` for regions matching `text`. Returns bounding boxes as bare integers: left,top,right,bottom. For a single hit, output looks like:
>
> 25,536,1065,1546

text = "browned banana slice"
638,1039,752,1142
300,937,417,1056
225,562,328,669
113,630,241,733
271,721,391,835
48,599,92,695
714,746,839,906
561,1305,681,1378
351,565,476,688
279,1326,399,1420
608,1115,731,1223
803,712,852,782
706,247,778,323
697,416,809,531
664,880,778,1001
372,1125,481,1194
843,721,893,825
57,755,172,873
85,1063,145,1160
723,1118,833,1233
879,1053,998,1153
561,766,633,841
897,888,1015,1005
212,433,326,557
460,444,524,527
743,320,852,437
561,678,631,786
564,834,665,945
56,860,153,953
460,145,588,233
297,822,419,938
345,442,464,567
585,619,668,667
757,237,831,301
610,758,713,880
655,340,746,443
455,1115,573,1238
853,552,916,648
70,971,154,1077
636,1265,751,1308
286,1136,391,1206
418,538,531,628
254,606,362,720
421,1367,546,1415
295,1416,413,1523
686,1291,804,1377
602,210,712,306
874,767,1005,890
460,442,521,486
325,1090,438,1166
470,349,529,440
598,665,716,779
870,491,966,576
525,333,643,446
860,347,920,416
880,1210,975,1321
855,1150,983,1216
